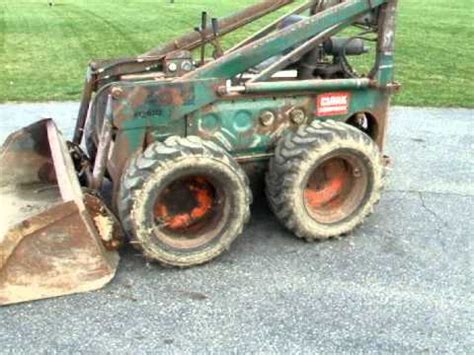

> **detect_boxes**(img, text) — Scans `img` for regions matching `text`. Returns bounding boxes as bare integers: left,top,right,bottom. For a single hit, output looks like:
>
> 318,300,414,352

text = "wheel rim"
303,153,369,224
153,175,226,249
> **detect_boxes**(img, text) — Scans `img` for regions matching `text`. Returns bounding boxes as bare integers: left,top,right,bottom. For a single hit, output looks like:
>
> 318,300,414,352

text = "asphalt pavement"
0,103,473,353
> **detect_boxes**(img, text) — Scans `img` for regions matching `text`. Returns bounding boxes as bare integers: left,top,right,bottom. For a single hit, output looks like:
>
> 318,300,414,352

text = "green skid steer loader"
0,0,399,305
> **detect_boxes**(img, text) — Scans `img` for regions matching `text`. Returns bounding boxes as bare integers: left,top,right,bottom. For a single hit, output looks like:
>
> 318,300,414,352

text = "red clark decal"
316,92,351,117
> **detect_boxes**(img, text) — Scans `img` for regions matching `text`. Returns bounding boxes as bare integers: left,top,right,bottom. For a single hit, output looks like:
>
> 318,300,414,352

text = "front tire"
118,136,252,267
266,120,384,241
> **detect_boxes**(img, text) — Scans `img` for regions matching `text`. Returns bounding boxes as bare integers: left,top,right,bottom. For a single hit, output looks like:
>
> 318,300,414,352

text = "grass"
0,0,473,107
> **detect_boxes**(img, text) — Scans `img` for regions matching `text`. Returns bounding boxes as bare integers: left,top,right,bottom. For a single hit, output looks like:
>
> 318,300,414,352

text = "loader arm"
142,0,295,58
184,0,388,80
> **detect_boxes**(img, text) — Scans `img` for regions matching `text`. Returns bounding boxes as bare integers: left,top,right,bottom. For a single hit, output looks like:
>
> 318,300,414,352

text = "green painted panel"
189,96,314,155
111,78,222,131
188,87,386,156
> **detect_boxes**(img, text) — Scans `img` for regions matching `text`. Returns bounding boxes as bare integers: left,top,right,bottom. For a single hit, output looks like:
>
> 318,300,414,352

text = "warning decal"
316,92,351,117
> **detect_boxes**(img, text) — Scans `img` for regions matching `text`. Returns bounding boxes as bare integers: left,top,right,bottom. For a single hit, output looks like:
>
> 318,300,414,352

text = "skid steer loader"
0,0,399,305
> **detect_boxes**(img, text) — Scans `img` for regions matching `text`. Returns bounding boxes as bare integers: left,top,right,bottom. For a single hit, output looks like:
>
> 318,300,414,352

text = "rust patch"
126,86,150,109
0,120,120,305
156,87,186,106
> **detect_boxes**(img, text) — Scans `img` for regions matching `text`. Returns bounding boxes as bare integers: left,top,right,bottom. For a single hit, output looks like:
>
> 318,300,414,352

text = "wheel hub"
154,176,217,231
303,155,368,224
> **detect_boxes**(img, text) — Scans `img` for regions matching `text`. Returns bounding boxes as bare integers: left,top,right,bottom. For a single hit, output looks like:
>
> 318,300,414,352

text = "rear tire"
117,136,252,267
266,120,384,241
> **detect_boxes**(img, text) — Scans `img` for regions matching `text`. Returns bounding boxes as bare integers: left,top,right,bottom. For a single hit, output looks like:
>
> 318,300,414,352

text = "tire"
117,136,252,267
266,120,384,241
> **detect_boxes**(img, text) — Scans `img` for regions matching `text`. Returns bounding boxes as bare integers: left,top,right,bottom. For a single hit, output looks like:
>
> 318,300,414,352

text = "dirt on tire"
266,120,384,241
117,136,252,267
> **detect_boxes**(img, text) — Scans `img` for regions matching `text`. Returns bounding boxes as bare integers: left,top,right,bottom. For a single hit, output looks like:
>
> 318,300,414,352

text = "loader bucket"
0,119,120,306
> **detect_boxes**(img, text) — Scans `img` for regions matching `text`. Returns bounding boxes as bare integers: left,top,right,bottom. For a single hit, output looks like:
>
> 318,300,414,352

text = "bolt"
167,62,178,72
181,60,193,72
111,87,123,99
353,168,362,178
290,108,306,125
260,111,275,126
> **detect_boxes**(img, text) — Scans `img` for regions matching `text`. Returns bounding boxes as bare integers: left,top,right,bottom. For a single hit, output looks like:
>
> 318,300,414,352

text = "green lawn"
0,0,473,107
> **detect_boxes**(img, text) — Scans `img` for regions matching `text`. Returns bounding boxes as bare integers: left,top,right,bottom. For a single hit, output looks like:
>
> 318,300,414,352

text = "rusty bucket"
0,119,120,306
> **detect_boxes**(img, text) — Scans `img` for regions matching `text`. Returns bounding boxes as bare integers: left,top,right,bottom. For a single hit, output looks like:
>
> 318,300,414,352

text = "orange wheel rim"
303,155,368,224
154,176,216,231
304,159,347,209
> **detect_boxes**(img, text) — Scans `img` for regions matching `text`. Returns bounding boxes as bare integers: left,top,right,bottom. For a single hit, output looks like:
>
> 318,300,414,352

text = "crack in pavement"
385,189,454,237
417,191,449,236
385,189,474,198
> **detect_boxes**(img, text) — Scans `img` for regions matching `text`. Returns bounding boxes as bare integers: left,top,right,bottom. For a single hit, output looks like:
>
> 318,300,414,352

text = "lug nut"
181,60,193,72
290,108,306,125
111,87,123,99
260,111,275,126
167,62,178,72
